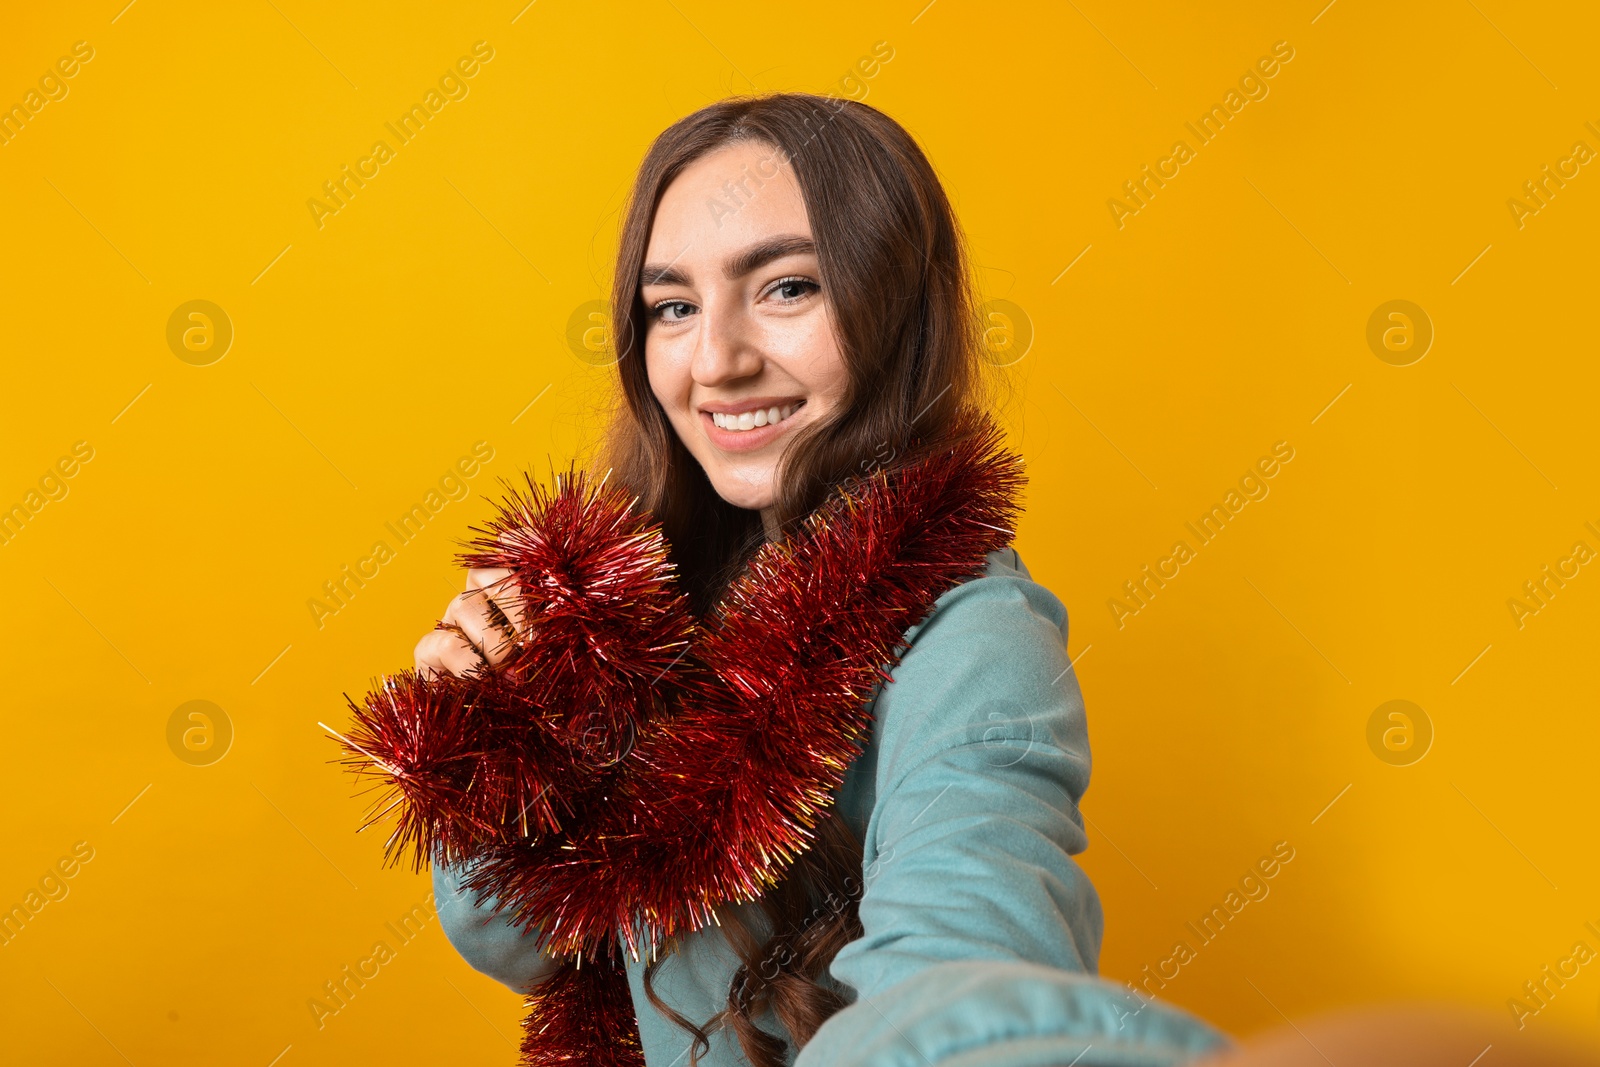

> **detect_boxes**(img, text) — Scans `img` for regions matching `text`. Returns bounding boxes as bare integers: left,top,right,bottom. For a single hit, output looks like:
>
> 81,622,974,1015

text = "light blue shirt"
434,548,1233,1065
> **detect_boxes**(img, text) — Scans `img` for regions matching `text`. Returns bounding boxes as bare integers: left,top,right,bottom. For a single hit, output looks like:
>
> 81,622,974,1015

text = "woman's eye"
651,300,695,322
768,278,819,304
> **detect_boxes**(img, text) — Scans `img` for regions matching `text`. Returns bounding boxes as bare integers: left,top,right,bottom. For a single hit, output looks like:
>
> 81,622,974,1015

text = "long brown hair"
596,91,1002,1066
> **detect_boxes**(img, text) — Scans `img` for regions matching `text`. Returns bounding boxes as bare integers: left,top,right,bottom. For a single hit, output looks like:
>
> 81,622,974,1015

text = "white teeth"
711,403,801,432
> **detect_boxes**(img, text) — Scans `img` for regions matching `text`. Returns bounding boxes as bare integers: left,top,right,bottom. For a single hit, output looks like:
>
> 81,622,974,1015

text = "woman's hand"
421,566,573,988
413,567,530,680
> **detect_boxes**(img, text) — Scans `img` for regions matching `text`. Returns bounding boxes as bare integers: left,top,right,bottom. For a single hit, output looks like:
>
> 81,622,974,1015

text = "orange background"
2,0,1598,1063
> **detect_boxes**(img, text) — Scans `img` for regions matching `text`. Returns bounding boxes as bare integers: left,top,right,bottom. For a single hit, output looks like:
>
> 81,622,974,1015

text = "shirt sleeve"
795,550,1233,1067
431,851,563,995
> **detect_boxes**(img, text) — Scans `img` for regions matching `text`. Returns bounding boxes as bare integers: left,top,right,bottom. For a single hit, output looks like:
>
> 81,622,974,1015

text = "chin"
705,469,775,512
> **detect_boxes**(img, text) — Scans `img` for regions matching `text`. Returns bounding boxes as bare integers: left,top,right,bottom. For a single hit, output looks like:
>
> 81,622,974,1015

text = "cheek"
765,313,846,398
645,335,689,408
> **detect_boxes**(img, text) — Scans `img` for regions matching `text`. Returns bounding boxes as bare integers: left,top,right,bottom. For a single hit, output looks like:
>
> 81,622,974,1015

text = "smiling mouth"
709,401,804,433
698,399,807,453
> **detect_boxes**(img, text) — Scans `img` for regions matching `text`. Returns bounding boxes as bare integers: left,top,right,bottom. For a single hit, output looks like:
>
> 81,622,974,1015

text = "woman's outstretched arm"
797,549,1231,1067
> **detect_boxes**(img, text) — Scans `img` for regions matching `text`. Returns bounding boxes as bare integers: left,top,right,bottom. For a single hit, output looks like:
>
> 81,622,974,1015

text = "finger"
446,584,526,668
416,625,479,678
441,591,512,668
464,571,529,663
413,625,485,679
467,566,530,635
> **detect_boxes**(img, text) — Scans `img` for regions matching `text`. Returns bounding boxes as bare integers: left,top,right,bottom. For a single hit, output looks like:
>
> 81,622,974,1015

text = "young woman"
408,93,1229,1066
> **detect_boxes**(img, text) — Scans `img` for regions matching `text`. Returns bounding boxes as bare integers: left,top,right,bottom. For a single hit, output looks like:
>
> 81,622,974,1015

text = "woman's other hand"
413,567,529,680
1187,1002,1595,1067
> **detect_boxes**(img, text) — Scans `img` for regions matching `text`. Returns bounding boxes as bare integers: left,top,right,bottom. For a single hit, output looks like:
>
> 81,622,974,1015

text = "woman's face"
641,140,848,514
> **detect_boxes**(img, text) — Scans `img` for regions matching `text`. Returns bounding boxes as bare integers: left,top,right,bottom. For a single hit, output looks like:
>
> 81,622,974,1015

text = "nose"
690,292,763,387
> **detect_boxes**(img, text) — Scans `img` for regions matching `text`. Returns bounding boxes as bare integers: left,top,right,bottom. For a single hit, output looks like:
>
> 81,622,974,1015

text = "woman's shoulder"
848,545,1090,813
902,545,1067,645
897,544,1075,692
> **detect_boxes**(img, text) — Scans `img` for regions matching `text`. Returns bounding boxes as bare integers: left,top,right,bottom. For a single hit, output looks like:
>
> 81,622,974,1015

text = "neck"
760,507,780,542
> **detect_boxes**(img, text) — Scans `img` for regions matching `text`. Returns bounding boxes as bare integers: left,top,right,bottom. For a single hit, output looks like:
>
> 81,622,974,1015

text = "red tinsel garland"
328,409,1025,1066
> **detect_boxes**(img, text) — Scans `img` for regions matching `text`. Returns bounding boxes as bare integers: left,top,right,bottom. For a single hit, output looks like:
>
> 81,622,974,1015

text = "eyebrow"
640,234,816,288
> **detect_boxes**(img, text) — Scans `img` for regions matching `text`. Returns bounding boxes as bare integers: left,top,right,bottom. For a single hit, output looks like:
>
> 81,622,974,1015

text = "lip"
697,395,805,416
699,398,805,453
